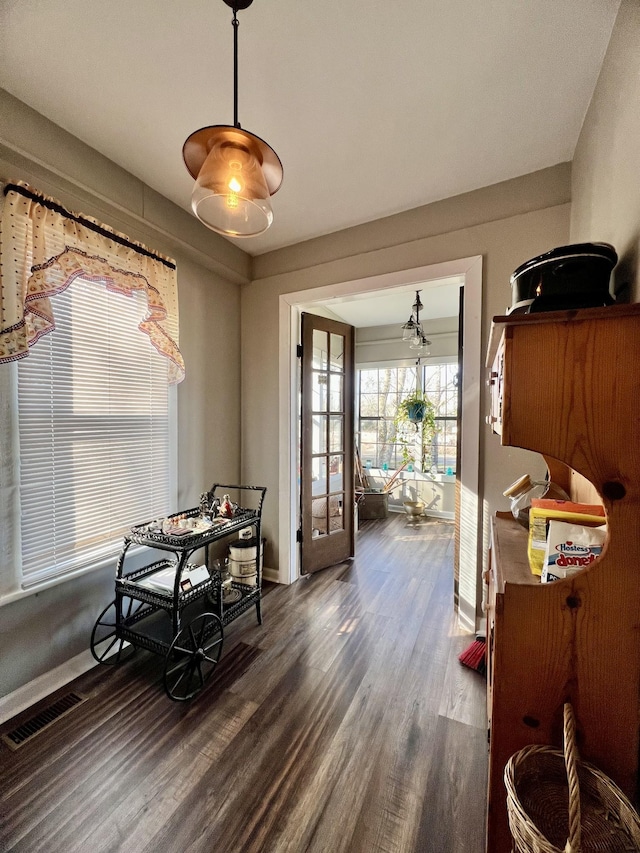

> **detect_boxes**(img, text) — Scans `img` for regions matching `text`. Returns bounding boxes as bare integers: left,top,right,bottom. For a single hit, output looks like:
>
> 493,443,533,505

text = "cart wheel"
163,612,224,701
90,598,139,665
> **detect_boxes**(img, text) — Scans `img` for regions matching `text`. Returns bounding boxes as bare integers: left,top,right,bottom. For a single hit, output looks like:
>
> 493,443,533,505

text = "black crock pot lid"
510,242,617,284
229,538,257,549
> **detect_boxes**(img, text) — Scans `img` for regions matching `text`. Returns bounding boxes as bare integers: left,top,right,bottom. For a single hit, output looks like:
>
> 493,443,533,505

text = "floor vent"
2,692,87,750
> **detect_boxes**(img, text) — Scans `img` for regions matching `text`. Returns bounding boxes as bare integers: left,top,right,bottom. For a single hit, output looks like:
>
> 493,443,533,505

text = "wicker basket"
504,703,640,852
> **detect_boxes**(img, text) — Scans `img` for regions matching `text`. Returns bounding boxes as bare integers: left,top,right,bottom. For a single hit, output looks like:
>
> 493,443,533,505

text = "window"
0,181,181,598
358,366,417,470
423,362,459,474
15,278,174,589
357,362,459,473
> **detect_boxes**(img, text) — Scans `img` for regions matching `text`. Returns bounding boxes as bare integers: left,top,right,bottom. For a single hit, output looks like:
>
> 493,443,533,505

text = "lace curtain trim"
0,181,184,384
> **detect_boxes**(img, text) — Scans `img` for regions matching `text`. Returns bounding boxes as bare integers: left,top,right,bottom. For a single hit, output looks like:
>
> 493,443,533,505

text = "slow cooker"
228,537,262,587
509,242,617,314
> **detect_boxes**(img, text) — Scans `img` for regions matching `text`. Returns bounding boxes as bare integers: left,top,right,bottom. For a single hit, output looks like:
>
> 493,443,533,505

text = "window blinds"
17,278,171,587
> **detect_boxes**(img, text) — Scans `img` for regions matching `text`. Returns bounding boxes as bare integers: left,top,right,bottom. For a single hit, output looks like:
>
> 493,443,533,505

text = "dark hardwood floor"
0,512,488,853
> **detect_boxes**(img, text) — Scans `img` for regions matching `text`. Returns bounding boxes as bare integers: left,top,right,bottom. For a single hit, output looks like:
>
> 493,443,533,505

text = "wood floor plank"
0,512,488,853
141,613,391,853
346,576,486,852
80,690,261,853
415,715,488,853
250,565,449,852
438,628,487,730
1,643,261,852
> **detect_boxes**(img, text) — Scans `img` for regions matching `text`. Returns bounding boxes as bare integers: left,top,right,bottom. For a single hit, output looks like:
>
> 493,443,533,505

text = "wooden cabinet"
484,303,640,852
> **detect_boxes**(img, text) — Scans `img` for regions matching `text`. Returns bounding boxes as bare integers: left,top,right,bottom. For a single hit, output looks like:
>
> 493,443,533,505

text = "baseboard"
262,566,280,584
0,647,99,726
388,507,455,520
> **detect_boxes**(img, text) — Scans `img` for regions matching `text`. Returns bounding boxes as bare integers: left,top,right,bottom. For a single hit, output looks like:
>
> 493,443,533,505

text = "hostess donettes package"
541,519,607,583
527,499,606,576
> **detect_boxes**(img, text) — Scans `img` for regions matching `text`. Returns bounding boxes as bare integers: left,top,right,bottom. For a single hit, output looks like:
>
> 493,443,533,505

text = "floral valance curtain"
0,180,184,383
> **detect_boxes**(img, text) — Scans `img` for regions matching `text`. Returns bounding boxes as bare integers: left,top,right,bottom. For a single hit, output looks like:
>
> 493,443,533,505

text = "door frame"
278,255,483,631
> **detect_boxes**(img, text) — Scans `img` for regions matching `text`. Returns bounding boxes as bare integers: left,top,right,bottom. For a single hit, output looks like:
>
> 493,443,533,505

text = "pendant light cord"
232,8,240,128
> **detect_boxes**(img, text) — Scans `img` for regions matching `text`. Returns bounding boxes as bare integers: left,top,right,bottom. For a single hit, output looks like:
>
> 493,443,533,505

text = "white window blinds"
17,277,172,588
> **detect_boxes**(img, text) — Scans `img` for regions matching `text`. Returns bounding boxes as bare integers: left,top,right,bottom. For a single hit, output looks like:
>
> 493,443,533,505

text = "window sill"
0,544,147,609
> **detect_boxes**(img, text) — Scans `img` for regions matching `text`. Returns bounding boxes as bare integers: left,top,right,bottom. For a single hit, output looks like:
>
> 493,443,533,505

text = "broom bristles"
458,637,486,675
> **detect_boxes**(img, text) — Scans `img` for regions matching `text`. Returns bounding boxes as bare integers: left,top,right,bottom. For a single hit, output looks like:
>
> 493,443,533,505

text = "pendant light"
401,290,431,353
182,0,283,238
401,291,422,341
401,316,418,342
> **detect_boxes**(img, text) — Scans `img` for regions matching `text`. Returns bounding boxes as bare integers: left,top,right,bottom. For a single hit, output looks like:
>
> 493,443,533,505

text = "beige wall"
174,253,241,504
242,165,571,577
571,0,640,303
0,91,244,699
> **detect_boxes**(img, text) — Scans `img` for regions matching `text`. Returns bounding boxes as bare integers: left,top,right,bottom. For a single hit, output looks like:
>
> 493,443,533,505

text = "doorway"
278,256,483,631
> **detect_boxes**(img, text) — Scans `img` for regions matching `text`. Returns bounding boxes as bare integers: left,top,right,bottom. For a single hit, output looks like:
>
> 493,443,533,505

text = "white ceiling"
0,0,620,257
312,277,463,327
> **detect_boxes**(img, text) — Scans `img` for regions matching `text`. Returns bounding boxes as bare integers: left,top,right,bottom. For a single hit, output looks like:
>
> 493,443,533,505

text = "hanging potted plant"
392,391,437,469
406,399,426,424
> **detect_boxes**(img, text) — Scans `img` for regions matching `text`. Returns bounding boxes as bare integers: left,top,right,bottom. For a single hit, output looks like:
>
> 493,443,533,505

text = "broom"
458,635,486,675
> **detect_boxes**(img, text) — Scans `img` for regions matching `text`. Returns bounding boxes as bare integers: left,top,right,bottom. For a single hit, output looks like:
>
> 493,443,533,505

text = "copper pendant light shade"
183,0,283,238
183,125,283,237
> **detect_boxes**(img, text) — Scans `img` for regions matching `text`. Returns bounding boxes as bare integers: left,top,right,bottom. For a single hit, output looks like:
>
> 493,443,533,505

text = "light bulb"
226,174,241,210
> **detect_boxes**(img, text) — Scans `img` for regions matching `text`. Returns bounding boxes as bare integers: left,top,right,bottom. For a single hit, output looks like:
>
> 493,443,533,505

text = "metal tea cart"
90,483,266,701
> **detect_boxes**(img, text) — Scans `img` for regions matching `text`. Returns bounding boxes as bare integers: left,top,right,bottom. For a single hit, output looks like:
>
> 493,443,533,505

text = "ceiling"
0,0,620,257
310,277,463,327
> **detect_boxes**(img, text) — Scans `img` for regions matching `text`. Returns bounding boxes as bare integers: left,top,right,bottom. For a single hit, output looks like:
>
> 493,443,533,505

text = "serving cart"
90,483,266,701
